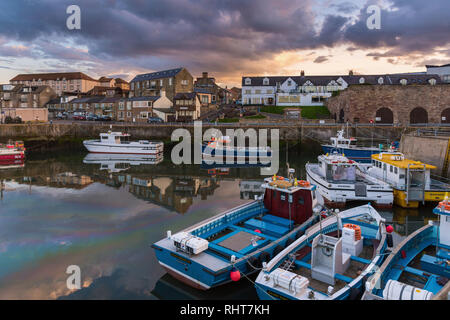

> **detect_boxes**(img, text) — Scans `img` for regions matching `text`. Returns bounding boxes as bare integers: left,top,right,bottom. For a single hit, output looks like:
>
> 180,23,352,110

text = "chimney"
301,70,305,77
202,72,208,79
349,70,354,76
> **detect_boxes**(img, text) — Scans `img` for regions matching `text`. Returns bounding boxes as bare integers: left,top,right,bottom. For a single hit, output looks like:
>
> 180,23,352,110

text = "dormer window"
429,78,437,85
263,77,269,85
378,77,384,85
288,80,292,86
359,77,365,84
245,78,251,85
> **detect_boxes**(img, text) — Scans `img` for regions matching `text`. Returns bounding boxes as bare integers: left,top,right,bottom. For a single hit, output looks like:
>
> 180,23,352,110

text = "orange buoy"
298,180,310,187
344,224,361,241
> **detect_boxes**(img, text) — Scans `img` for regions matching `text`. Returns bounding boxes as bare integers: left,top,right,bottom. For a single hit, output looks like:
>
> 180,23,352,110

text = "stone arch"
339,109,345,123
375,107,394,124
441,108,450,124
410,107,428,124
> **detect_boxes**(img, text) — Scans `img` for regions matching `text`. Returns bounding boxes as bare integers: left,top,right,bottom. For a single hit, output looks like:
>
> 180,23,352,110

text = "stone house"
173,92,202,122
130,67,193,102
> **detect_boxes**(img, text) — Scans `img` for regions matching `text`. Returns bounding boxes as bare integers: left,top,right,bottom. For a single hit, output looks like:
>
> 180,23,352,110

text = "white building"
241,73,349,106
426,64,450,83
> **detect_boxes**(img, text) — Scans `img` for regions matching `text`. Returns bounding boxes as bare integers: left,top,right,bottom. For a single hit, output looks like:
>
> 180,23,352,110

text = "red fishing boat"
0,141,26,163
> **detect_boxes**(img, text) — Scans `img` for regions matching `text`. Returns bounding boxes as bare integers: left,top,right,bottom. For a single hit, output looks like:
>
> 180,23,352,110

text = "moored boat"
362,200,450,300
202,136,271,163
83,131,163,155
152,170,323,290
255,204,389,300
306,153,393,208
321,129,380,163
367,152,450,208
0,141,25,162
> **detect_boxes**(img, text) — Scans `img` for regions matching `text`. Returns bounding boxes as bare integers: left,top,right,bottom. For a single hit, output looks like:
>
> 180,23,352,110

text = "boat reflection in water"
0,159,25,170
152,273,258,300
83,153,164,173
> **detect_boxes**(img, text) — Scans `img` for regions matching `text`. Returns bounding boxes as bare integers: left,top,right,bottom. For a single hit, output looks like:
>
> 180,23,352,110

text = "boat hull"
0,152,25,161
321,145,378,163
83,141,163,155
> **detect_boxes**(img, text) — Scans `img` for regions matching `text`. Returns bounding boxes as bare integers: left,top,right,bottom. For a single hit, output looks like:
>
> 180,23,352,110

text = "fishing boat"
83,153,163,173
362,200,450,300
202,136,271,163
321,129,380,163
83,131,164,155
152,170,324,290
0,141,25,162
255,204,389,300
306,153,393,208
367,152,450,208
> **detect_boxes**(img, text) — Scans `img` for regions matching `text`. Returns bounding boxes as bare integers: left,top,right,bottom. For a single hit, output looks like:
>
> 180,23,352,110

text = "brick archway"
410,107,428,124
441,108,450,124
375,107,394,124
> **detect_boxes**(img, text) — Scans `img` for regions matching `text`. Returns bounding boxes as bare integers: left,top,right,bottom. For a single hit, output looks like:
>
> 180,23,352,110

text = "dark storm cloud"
344,0,450,56
313,56,329,63
0,0,448,76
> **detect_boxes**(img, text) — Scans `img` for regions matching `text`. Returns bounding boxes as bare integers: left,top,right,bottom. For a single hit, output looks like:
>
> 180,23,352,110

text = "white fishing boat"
83,131,164,155
306,153,393,208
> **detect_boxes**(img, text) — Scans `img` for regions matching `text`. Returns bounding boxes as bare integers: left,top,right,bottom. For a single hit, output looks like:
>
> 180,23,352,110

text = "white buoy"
167,230,172,239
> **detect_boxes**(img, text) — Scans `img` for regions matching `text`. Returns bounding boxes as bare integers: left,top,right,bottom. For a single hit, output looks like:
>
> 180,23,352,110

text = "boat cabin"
99,131,131,144
262,176,318,225
369,152,435,190
434,201,450,250
330,130,357,148
317,153,358,182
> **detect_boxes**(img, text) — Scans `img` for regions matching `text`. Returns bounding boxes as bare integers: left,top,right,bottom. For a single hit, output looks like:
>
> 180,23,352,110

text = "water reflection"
83,153,164,173
0,144,438,300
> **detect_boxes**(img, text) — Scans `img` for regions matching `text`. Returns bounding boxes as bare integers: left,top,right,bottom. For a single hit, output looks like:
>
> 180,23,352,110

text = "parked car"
56,112,68,120
86,114,98,121
99,115,112,121
147,117,163,124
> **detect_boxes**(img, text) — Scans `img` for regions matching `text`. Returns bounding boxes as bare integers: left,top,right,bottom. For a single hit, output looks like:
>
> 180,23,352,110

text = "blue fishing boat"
202,136,271,163
255,204,389,300
321,129,380,163
151,170,323,290
362,200,450,300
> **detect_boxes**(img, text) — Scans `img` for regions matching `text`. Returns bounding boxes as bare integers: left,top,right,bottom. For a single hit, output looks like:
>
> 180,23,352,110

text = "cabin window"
383,164,386,170
446,216,450,223
394,167,398,174
298,196,304,205
280,193,286,201
390,165,393,173
399,174,405,179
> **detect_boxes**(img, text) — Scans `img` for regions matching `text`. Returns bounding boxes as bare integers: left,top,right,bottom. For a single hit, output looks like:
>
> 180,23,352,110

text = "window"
181,80,188,85
140,112,148,119
390,165,393,173
383,163,386,170
266,89,273,94
280,193,286,201
429,79,437,85
400,79,407,85
255,90,261,94
160,79,163,86
245,78,251,85
126,112,131,117
394,167,398,174
169,78,173,86
245,90,251,94
312,190,316,200
288,80,292,86
298,196,304,205
399,174,405,179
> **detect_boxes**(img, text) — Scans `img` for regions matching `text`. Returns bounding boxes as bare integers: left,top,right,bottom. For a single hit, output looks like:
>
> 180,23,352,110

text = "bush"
4,116,23,124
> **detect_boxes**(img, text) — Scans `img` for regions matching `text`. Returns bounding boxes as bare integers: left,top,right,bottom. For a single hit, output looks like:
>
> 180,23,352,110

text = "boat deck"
308,164,378,186
289,235,376,294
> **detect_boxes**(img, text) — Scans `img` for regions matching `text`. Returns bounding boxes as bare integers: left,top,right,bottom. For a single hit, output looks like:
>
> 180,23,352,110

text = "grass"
260,105,330,119
217,118,240,123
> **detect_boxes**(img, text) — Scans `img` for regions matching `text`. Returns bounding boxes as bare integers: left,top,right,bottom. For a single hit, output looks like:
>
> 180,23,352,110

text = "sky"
0,0,449,87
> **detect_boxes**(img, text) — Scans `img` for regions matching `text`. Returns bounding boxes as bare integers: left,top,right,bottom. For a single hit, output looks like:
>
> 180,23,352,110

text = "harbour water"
0,142,437,299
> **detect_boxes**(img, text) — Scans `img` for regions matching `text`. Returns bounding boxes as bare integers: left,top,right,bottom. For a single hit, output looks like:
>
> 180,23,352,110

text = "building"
426,64,450,83
327,74,448,124
242,71,444,108
98,77,116,87
230,87,242,102
10,72,100,95
173,92,203,122
194,72,233,104
0,84,56,109
130,67,193,102
86,86,129,97
117,89,172,123
242,71,351,106
114,78,130,90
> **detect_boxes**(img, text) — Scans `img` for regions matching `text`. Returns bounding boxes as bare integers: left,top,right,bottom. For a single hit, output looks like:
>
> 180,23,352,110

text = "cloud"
314,56,329,63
